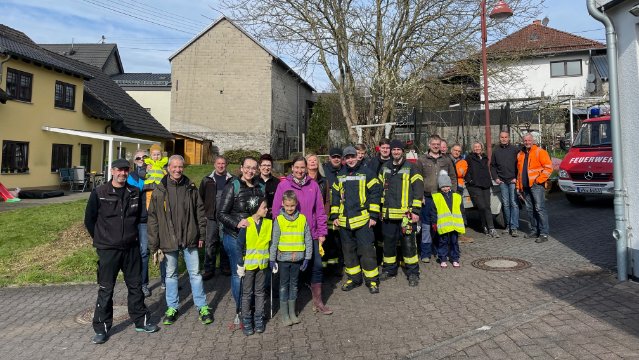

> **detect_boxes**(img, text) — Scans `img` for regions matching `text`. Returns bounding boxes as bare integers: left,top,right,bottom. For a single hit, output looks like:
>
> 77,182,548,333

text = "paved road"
2,192,637,360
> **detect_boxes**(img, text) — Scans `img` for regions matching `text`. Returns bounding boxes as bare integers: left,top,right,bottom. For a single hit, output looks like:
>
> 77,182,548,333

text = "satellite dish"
586,82,596,93
587,73,596,82
542,17,549,26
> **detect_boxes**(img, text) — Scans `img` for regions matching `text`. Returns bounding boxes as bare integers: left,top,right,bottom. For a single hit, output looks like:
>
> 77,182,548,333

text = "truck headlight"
559,169,569,179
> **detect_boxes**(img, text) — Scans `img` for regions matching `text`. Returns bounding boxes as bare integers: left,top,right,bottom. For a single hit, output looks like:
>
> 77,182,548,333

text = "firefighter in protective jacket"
378,139,423,286
330,146,382,294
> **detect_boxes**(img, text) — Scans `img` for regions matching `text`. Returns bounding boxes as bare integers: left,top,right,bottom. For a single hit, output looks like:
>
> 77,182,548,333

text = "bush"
223,149,262,164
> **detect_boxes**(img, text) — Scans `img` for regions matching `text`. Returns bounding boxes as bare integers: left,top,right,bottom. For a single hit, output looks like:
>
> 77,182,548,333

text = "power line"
108,0,205,31
119,0,208,27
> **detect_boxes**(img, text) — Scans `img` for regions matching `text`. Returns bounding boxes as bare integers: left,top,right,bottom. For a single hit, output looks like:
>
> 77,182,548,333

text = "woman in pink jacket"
272,156,332,315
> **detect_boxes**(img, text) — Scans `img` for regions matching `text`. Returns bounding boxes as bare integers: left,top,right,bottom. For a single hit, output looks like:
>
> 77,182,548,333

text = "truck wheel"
566,194,585,205
493,209,506,229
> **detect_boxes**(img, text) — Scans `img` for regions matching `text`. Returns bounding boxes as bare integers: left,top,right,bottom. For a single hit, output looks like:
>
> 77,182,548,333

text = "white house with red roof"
484,20,607,103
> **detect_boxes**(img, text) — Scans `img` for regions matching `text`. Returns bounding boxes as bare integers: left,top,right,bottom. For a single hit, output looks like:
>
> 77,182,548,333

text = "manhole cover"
75,305,129,325
471,257,532,271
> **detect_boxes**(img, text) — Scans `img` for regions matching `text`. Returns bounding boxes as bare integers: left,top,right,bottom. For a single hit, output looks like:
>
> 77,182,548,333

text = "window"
1,141,29,173
55,81,75,110
550,60,582,77
5,68,33,102
51,144,73,172
80,144,92,172
116,147,127,159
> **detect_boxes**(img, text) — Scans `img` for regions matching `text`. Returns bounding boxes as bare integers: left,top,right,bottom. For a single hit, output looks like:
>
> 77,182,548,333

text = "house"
599,0,639,278
112,73,172,131
169,17,315,160
39,43,124,76
0,25,171,189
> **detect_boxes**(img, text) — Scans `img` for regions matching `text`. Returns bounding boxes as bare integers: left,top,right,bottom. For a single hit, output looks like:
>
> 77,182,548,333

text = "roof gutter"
587,0,627,282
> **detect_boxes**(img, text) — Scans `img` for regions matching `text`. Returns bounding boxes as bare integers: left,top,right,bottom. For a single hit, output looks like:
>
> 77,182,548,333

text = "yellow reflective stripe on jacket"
369,203,380,213
410,173,423,183
383,256,397,264
401,172,409,209
276,214,306,252
411,199,422,208
244,217,273,270
345,265,361,275
362,267,379,279
432,193,466,235
404,254,419,264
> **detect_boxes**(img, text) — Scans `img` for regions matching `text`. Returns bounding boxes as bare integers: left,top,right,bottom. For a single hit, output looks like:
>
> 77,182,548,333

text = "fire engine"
558,115,613,203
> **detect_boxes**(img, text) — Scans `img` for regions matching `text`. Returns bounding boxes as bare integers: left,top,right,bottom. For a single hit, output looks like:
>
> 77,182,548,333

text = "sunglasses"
134,157,143,160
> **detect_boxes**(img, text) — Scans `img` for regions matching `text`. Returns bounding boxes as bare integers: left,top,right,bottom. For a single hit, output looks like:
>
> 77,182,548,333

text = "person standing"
322,148,344,276
465,142,499,237
430,170,465,268
517,133,552,243
272,156,332,315
330,146,382,294
257,154,280,218
450,144,473,243
367,138,392,175
379,140,423,287
491,131,520,237
202,156,233,277
84,159,158,344
147,155,213,326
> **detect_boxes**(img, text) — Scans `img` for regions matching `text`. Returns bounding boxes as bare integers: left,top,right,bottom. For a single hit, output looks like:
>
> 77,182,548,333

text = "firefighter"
330,146,382,294
378,139,423,287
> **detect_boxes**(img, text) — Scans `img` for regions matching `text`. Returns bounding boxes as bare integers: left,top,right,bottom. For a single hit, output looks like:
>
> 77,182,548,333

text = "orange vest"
455,159,468,187
516,145,552,190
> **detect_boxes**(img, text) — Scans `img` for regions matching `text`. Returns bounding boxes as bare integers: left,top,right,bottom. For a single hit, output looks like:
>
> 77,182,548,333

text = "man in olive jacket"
84,159,158,345
148,155,212,326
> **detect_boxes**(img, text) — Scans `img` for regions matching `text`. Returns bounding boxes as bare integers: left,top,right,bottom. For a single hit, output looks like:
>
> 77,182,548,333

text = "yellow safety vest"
432,192,465,235
244,217,272,270
144,157,168,184
277,214,306,252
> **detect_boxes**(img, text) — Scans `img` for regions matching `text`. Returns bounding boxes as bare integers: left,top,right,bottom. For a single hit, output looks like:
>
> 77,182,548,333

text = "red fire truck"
558,115,613,203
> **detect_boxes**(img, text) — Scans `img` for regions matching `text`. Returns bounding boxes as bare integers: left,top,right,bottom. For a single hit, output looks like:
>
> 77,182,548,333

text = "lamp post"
481,0,513,158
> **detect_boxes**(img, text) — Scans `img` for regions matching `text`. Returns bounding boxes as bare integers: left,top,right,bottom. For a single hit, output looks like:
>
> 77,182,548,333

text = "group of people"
83,131,552,343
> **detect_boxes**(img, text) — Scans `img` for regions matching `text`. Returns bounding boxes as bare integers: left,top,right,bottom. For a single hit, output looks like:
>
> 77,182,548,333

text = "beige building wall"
126,90,171,131
170,19,273,154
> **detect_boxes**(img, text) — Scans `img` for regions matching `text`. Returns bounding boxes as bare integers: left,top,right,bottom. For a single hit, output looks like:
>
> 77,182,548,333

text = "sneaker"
135,323,159,333
524,232,539,239
199,306,213,325
489,229,500,238
511,229,520,238
408,274,419,287
91,333,107,344
163,307,178,325
141,285,151,298
254,316,265,333
440,262,448,269
535,235,549,243
379,272,396,281
452,261,460,268
368,282,380,294
341,279,362,292
421,257,430,263
502,229,511,235
241,317,254,336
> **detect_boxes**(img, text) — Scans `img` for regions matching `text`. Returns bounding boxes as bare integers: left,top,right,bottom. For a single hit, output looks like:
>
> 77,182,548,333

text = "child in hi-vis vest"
144,144,168,186
236,198,271,336
430,170,465,269
269,190,312,326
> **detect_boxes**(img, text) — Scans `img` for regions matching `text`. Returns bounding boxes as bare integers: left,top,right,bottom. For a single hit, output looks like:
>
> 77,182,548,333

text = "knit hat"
437,169,452,188
150,144,162,153
342,146,357,157
389,139,404,150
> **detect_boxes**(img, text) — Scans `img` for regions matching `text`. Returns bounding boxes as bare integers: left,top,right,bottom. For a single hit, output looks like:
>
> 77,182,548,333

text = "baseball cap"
342,146,357,157
329,147,342,157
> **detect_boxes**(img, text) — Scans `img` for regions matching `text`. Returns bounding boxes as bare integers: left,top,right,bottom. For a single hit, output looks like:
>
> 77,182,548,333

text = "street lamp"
481,0,513,158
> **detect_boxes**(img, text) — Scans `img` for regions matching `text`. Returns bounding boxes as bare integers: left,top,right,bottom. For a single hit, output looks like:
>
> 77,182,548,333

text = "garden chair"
58,168,73,190
71,167,89,192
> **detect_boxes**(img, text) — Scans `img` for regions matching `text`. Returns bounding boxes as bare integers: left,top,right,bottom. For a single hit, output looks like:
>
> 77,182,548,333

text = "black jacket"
257,174,280,218
367,155,391,176
199,175,218,220
490,144,519,182
465,153,493,189
217,177,265,237
330,161,382,230
379,158,423,218
84,182,140,250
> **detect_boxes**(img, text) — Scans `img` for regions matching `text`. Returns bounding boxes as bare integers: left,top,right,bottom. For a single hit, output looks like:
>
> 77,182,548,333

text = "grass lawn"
184,164,240,182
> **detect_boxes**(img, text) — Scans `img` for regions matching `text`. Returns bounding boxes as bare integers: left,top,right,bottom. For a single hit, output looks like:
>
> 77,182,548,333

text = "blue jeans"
223,233,241,313
138,223,149,286
420,224,434,259
437,231,460,262
279,261,301,301
499,182,520,230
164,247,207,310
523,184,549,236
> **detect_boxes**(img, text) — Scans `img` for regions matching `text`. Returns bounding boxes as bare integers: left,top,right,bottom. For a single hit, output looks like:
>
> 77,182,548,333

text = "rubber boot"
280,301,292,326
311,283,333,315
288,300,300,324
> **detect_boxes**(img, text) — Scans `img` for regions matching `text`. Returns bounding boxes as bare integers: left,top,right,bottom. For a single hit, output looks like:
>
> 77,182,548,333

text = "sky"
1,0,607,92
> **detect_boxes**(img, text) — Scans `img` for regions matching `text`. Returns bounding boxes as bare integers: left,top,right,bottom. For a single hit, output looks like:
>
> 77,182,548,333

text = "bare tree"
223,0,542,146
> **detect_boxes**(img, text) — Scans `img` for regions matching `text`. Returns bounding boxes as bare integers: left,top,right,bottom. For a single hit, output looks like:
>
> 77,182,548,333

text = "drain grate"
75,305,129,325
471,257,532,271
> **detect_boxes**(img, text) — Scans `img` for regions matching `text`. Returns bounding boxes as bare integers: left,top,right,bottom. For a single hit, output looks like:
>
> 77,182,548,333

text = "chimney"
533,19,541,25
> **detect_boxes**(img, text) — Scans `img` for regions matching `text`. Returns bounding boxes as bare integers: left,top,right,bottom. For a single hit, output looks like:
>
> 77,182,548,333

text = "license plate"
577,187,603,194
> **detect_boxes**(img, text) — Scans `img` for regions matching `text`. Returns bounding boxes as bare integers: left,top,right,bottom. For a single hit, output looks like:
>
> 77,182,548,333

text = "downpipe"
587,0,628,281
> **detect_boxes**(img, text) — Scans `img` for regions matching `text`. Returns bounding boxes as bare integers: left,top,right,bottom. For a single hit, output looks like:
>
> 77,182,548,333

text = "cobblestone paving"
2,193,637,360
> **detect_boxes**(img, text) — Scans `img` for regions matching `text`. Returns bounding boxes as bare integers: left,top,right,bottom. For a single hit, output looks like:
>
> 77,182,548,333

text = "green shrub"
223,149,262,164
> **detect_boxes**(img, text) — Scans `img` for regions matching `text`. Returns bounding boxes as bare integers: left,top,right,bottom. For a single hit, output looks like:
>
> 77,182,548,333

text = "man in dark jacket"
148,155,212,326
491,131,520,237
84,159,158,345
322,148,343,275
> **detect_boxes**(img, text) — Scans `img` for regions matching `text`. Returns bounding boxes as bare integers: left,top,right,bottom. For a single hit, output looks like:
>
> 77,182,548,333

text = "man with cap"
84,159,159,344
330,146,382,294
322,148,344,275
378,140,423,286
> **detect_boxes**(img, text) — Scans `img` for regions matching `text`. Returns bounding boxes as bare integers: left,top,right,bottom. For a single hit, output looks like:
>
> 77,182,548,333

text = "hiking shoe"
452,261,460,268
379,272,396,281
368,282,380,294
91,333,107,344
163,307,178,325
489,229,500,238
524,232,539,239
254,315,265,333
141,285,151,297
511,229,520,238
535,235,549,243
135,323,159,333
408,275,419,287
199,306,213,325
440,262,448,269
421,257,430,263
341,279,362,292
242,317,254,336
